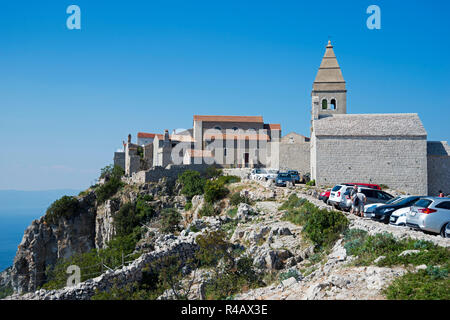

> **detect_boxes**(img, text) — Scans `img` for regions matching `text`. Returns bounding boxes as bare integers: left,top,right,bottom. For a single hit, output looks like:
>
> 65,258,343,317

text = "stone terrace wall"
5,234,198,300
124,164,211,184
315,136,428,195
427,141,450,196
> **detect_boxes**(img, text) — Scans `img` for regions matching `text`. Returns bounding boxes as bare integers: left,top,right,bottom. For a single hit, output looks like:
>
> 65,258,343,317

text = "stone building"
309,41,449,195
279,132,310,174
117,115,282,177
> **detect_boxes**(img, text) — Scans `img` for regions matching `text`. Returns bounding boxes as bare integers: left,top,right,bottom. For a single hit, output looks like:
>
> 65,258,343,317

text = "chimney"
164,129,169,142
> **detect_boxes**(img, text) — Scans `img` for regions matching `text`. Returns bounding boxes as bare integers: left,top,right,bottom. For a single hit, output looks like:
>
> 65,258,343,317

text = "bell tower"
312,40,347,118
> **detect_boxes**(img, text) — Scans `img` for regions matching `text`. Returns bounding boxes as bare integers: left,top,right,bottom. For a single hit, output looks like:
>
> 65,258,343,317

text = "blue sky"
0,0,449,190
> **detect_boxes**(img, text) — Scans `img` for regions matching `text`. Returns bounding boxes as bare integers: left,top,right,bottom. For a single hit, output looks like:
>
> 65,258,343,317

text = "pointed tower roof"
313,41,346,91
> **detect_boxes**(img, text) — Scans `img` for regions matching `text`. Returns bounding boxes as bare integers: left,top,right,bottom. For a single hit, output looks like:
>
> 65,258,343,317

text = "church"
309,41,449,196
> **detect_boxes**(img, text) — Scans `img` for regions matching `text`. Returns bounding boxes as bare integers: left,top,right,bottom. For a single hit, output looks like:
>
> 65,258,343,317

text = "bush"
205,166,223,179
229,192,252,207
42,232,140,290
384,268,450,300
0,285,13,299
302,209,348,249
45,196,79,224
160,208,182,234
96,166,125,204
279,269,302,282
178,170,205,200
217,175,241,185
184,201,193,211
281,196,348,249
306,179,316,186
198,203,217,217
204,180,229,204
343,231,450,268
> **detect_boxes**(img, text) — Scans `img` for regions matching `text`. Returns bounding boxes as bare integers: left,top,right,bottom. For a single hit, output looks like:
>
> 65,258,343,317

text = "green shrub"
229,192,251,206
343,230,450,268
0,285,13,299
96,166,125,204
217,175,241,185
198,203,217,217
160,208,182,234
184,201,193,211
204,180,229,203
227,207,238,218
279,269,302,282
43,232,140,290
306,180,316,186
45,196,79,224
281,197,349,249
384,268,450,300
178,170,205,200
205,166,223,179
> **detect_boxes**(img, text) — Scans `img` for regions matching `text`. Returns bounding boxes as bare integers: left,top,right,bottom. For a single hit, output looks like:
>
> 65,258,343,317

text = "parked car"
339,187,394,212
250,168,279,181
319,189,331,203
389,207,411,226
287,170,300,183
328,185,352,209
364,196,405,214
342,183,382,190
369,196,422,224
275,172,295,187
406,197,450,237
445,223,450,238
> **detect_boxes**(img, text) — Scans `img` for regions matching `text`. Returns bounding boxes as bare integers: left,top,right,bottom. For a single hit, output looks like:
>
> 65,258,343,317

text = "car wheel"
440,223,449,238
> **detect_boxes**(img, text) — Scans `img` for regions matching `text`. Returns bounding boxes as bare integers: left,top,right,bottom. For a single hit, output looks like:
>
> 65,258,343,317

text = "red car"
342,183,382,190
319,189,331,203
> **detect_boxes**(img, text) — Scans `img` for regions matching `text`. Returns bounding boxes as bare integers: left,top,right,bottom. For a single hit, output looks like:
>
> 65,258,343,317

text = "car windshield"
385,196,403,204
267,170,278,174
332,185,342,192
414,199,433,208
278,173,289,178
395,197,419,206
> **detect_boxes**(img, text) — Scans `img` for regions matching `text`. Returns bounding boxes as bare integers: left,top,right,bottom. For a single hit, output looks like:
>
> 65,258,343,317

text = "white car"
406,197,450,237
250,168,278,181
389,207,411,226
328,185,353,209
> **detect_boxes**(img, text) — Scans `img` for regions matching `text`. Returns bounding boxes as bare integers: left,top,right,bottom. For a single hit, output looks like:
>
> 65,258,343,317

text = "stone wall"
124,164,211,184
314,136,428,195
113,152,125,170
279,141,310,174
5,234,198,300
427,141,450,196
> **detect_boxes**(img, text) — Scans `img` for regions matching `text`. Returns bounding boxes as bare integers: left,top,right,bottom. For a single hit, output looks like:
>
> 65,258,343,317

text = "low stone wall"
222,168,252,179
4,234,198,300
124,164,211,184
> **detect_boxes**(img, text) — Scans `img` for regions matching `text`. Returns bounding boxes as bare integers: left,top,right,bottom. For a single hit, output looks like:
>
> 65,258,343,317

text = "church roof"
313,41,346,90
193,115,264,123
313,113,427,137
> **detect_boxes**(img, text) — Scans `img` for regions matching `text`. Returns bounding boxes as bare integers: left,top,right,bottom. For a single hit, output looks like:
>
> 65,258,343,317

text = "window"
214,126,221,131
330,99,337,110
332,185,342,192
414,199,432,208
435,201,450,210
232,127,238,131
322,99,328,110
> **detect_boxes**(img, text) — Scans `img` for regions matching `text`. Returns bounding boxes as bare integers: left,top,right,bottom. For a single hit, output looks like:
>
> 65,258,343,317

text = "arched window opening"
331,99,337,110
232,127,238,131
322,99,328,110
214,126,221,131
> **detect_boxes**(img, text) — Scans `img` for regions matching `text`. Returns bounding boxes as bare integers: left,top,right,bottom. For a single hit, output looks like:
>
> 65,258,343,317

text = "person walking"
355,189,367,217
350,185,358,215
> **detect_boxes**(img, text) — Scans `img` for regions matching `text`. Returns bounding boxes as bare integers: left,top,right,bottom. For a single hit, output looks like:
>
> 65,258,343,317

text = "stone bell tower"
311,40,347,118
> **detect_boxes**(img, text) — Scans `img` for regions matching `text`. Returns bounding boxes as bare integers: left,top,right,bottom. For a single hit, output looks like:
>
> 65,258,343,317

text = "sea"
0,190,80,272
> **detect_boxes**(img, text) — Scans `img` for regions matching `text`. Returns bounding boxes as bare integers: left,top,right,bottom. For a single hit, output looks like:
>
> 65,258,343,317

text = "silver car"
406,197,450,237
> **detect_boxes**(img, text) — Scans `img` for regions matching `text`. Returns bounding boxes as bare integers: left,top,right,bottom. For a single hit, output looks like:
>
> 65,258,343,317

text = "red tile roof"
193,115,264,123
137,132,164,139
264,123,281,130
